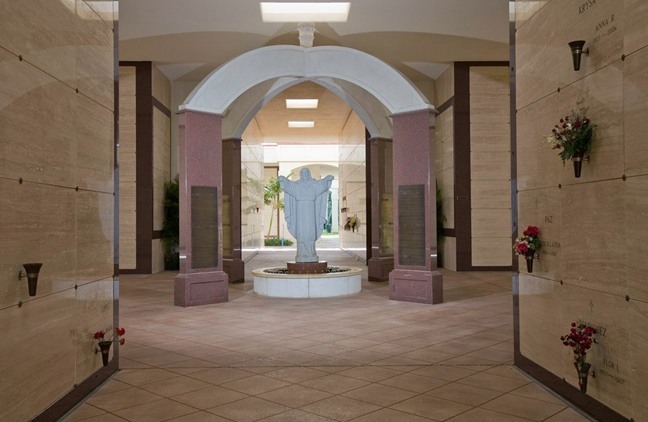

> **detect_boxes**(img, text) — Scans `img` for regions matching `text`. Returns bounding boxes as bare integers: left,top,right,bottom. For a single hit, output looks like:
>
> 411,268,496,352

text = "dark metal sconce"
568,40,589,71
19,263,43,296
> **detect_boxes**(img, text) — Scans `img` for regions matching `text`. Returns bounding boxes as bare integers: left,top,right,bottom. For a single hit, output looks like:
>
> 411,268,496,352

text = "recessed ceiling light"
260,2,350,22
288,121,315,128
286,99,319,109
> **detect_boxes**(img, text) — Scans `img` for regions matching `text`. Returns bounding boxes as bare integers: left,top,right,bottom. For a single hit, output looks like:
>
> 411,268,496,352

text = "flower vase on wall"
575,362,592,393
525,250,536,273
98,341,111,366
572,152,584,178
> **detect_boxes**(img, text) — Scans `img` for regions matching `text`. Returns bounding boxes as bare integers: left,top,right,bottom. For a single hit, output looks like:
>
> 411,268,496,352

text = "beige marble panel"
0,0,77,86
469,66,509,96
75,277,114,381
561,180,626,296
471,122,510,152
76,191,114,282
624,0,648,54
559,61,624,183
82,0,115,28
0,180,77,308
516,93,563,191
624,48,648,177
470,151,511,181
439,167,454,229
0,289,76,421
515,0,561,109
153,65,171,109
472,237,512,266
515,1,549,30
471,209,510,238
119,66,137,96
76,0,114,109
76,94,114,192
559,0,624,89
559,284,631,417
439,235,456,271
469,94,509,123
519,274,564,377
0,73,77,186
471,180,510,209
626,176,648,302
517,188,562,281
119,152,137,182
630,300,648,421
435,64,454,106
119,240,137,270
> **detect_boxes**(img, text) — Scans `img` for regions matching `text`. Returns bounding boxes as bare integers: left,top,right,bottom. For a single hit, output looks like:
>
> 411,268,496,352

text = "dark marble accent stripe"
436,96,454,115
453,63,472,271
153,96,172,118
439,228,456,237
152,230,163,240
119,61,154,274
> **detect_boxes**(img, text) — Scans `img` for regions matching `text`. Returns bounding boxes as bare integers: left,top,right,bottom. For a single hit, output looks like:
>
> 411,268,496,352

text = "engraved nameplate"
191,186,218,268
398,185,426,266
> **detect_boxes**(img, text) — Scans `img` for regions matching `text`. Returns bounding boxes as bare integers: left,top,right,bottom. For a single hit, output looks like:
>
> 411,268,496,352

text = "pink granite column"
389,109,443,304
174,111,229,307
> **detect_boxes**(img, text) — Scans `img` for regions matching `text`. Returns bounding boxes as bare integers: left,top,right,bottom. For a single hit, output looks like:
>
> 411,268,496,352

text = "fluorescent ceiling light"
288,121,315,128
260,2,350,22
286,99,319,109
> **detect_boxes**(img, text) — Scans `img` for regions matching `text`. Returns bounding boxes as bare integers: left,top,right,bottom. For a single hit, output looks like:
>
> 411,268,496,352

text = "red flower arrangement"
561,322,597,370
94,327,126,346
513,225,541,256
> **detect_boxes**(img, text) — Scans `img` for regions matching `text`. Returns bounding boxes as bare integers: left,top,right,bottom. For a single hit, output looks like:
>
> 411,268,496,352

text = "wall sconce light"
568,40,589,71
19,263,43,296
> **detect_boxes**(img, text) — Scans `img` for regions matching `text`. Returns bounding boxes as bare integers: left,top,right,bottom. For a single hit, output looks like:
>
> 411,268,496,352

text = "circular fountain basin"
253,266,362,298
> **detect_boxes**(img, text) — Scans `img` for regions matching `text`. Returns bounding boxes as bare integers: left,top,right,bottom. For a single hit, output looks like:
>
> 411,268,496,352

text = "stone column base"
368,256,394,281
174,271,229,307
389,269,443,304
224,258,245,283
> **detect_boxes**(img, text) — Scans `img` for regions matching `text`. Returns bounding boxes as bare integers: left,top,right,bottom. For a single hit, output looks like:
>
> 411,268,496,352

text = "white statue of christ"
279,168,334,263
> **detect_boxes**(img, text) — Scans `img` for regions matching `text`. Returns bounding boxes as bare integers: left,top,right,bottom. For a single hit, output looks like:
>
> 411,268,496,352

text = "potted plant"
94,327,126,366
545,106,595,178
561,322,597,393
513,225,540,273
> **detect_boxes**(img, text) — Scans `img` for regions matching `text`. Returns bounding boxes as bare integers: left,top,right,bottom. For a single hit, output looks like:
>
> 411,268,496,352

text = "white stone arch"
180,45,434,120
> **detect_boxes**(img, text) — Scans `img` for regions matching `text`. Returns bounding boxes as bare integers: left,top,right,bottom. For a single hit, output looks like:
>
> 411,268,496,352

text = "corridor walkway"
64,250,592,421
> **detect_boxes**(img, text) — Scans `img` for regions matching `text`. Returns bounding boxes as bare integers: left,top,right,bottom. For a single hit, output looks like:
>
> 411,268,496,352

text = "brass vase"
524,250,536,273
574,362,592,393
98,341,112,366
572,152,584,178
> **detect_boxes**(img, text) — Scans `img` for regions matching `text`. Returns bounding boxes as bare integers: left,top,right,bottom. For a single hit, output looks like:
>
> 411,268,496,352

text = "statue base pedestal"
287,261,327,274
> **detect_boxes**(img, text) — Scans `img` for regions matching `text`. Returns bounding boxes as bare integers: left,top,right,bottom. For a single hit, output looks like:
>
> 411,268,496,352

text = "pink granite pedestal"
174,271,228,307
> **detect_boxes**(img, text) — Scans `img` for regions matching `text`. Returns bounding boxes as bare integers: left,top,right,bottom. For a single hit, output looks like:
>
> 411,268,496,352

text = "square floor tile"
208,397,289,422
480,393,567,420
342,383,417,406
447,407,535,422
301,396,381,421
300,374,370,394
172,385,248,410
258,385,332,407
391,395,472,420
349,408,433,422
457,371,530,393
336,366,403,382
220,374,291,395
113,398,196,422
258,409,334,421
86,387,161,412
139,375,213,397
379,372,448,393
425,381,502,406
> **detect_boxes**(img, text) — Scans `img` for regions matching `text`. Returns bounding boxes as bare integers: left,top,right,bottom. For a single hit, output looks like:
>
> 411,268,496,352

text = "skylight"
288,121,315,128
260,2,350,22
286,99,319,109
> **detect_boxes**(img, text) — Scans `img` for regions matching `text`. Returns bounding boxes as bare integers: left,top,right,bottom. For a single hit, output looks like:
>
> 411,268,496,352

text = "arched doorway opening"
174,45,442,307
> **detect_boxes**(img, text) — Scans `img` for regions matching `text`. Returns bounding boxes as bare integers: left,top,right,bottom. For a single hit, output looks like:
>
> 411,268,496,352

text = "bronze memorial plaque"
191,186,218,268
398,184,425,266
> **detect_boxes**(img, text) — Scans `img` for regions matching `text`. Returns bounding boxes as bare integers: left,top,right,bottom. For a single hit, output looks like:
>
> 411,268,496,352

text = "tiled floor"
63,249,594,422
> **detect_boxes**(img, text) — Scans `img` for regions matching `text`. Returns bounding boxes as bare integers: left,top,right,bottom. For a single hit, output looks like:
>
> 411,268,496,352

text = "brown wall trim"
33,361,118,421
439,228,456,237
119,61,154,274
453,63,472,271
454,61,511,271
515,353,630,421
152,230,163,240
153,97,172,118
436,96,454,115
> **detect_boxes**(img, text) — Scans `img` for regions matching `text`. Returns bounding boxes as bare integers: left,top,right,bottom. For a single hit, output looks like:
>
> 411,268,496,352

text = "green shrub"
264,238,293,246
